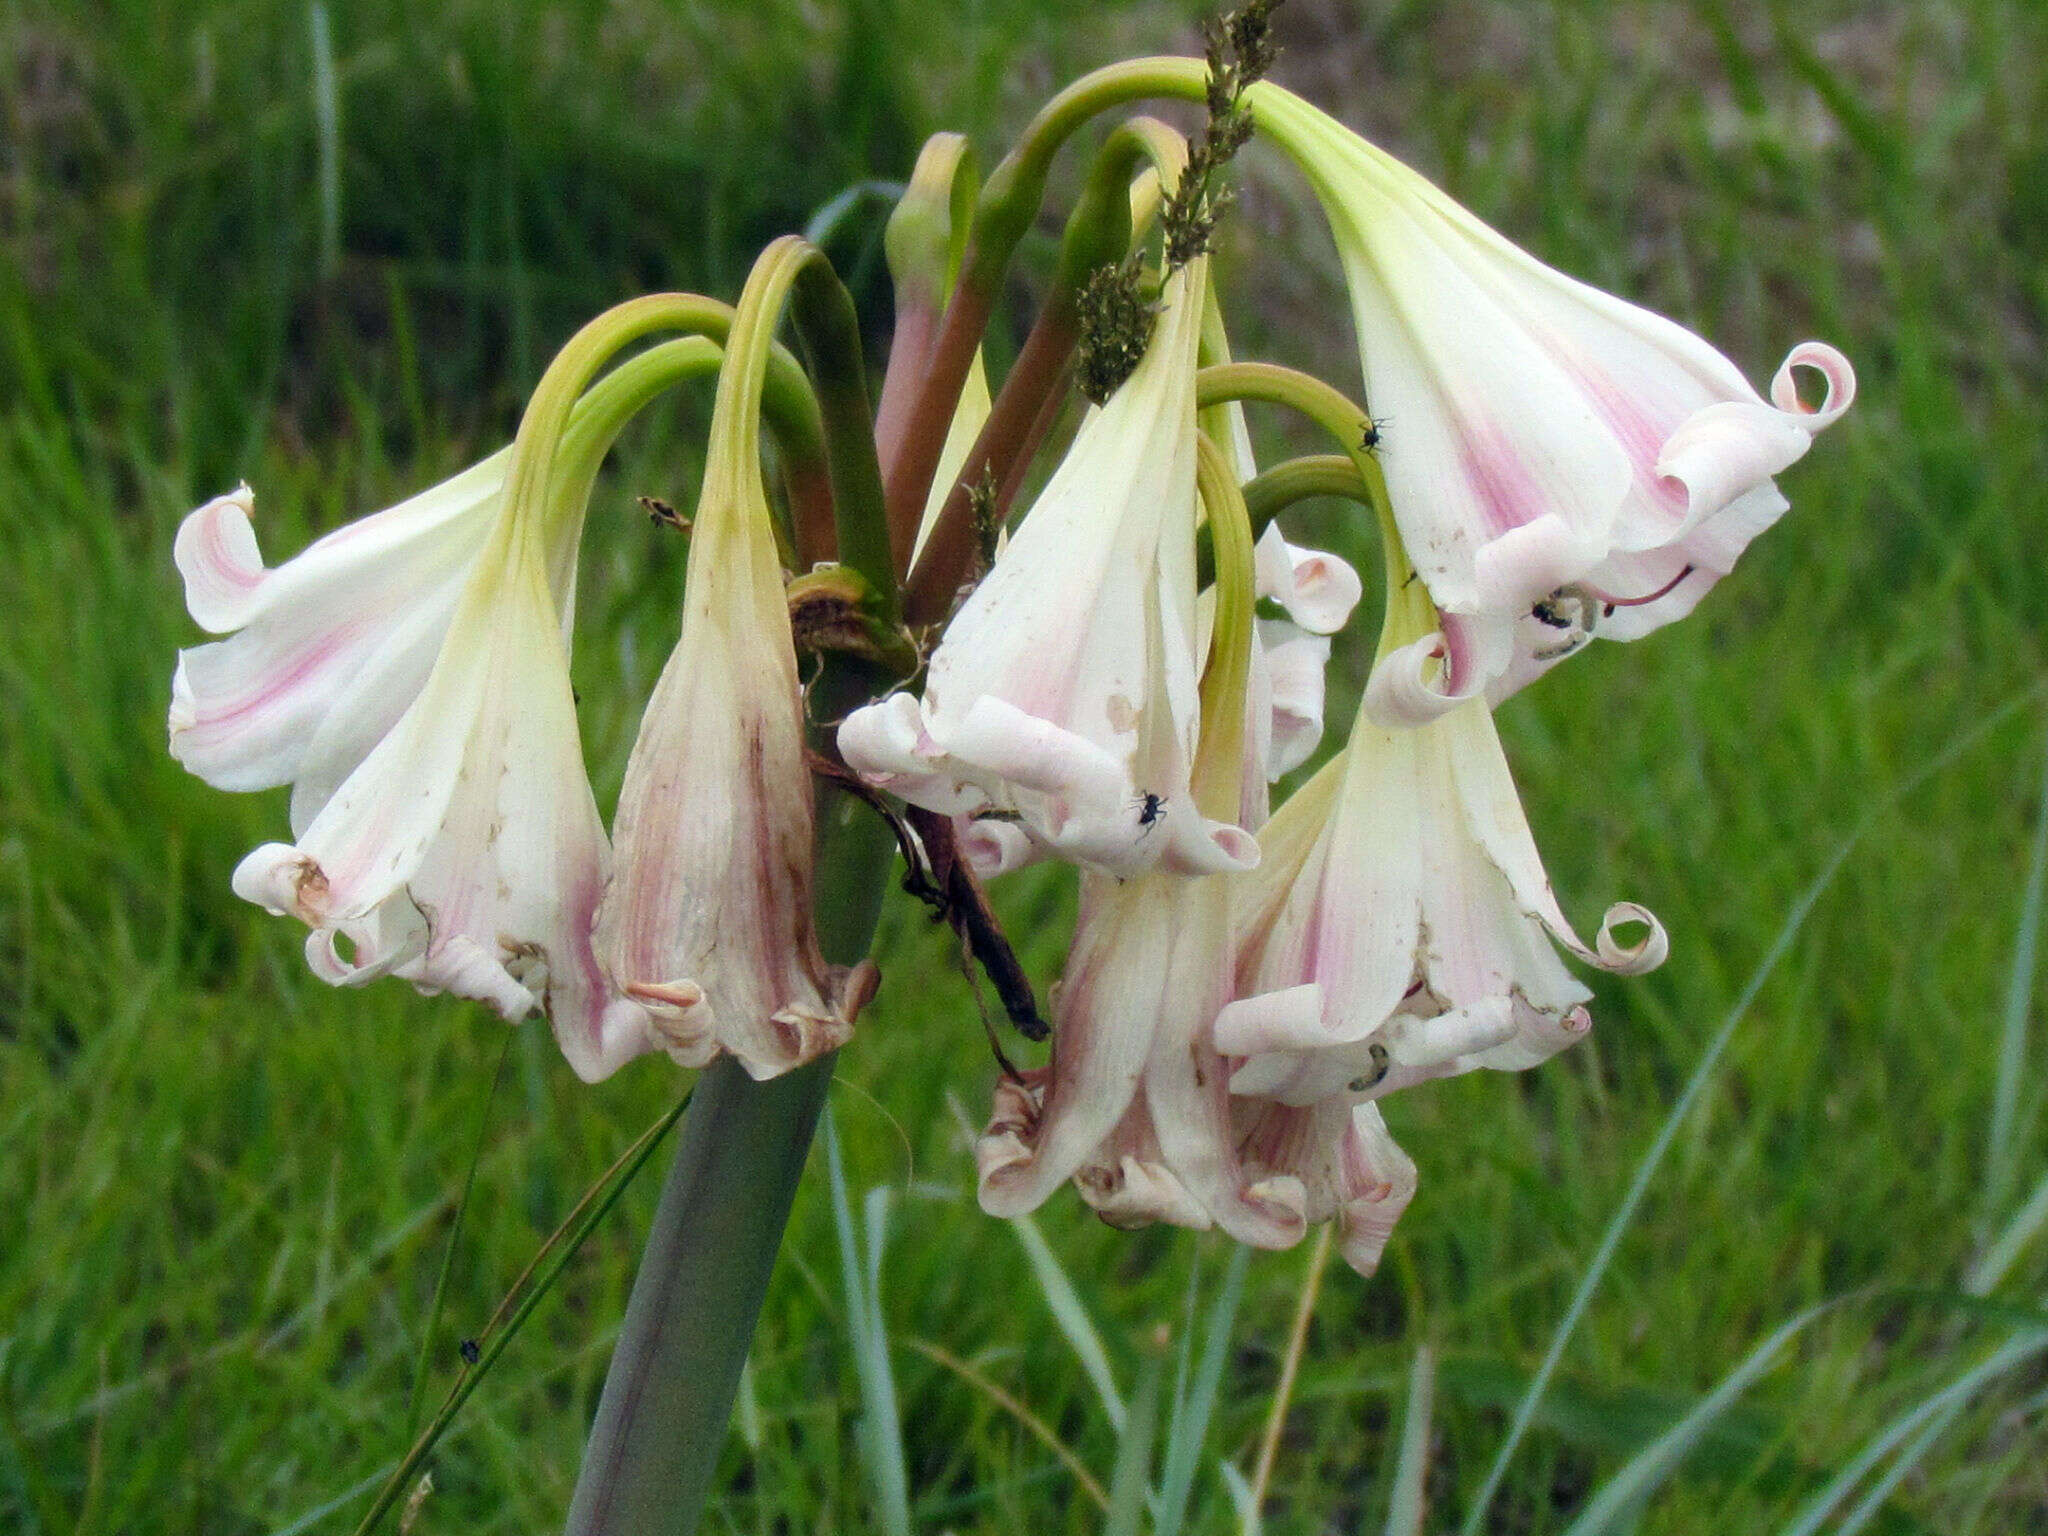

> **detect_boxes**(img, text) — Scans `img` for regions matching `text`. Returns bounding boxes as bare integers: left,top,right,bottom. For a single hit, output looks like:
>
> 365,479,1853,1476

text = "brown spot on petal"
289,859,330,920
1105,694,1139,733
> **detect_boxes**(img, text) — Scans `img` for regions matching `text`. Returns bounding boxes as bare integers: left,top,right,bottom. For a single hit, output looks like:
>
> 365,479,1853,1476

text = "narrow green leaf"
355,1093,689,1536
1156,1242,1250,1536
1459,689,2045,1536
403,1036,512,1444
1106,1348,1166,1536
1969,1169,2048,1297
1776,1330,2048,1536
1383,1345,1436,1536
1559,1305,1829,1536
825,1110,910,1536
1009,1211,1127,1432
1220,1460,1260,1536
1980,729,2048,1237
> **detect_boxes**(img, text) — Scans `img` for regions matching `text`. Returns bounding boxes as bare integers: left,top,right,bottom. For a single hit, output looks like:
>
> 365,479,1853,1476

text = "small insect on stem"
459,1338,482,1366
638,495,690,532
1360,416,1390,451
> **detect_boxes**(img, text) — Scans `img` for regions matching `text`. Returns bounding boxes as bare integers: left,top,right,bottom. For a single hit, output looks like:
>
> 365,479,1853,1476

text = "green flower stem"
692,234,895,619
901,122,1176,625
561,1058,834,1536
1193,360,1419,620
553,335,828,531
1241,453,1372,529
1192,433,1255,823
498,295,763,563
564,240,908,1535
874,133,978,567
1195,361,1440,661
561,657,898,1536
1193,453,1372,588
881,57,1212,546
785,258,896,614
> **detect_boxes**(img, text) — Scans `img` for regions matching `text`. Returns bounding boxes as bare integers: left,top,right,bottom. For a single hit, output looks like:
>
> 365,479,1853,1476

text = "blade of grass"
947,1092,1127,1431
1967,1168,2048,1297
1979,728,2048,1239
1382,1344,1437,1536
1156,1241,1251,1536
1010,1203,1127,1433
824,1109,910,1536
350,1093,690,1536
1558,1304,1830,1536
403,1035,513,1444
308,2,340,279
1220,1460,1260,1536
1835,1404,1964,1536
903,1336,1109,1512
1775,1329,2048,1536
1105,1346,1166,1536
1460,684,2047,1536
1250,1224,1334,1515
267,1464,399,1536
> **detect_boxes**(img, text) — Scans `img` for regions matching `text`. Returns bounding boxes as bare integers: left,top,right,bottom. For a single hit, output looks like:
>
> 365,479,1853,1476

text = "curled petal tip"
1771,341,1856,430
754,1007,854,1080
1241,1174,1311,1245
417,933,541,1021
1159,815,1261,875
958,815,1038,878
627,979,720,1067
975,1073,1052,1217
1076,1155,1211,1231
232,842,330,922
838,959,881,1024
1363,633,1471,727
174,485,266,632
1595,901,1669,973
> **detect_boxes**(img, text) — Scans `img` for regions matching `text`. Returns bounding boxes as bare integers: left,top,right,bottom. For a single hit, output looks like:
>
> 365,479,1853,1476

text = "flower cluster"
839,86,1847,1275
170,73,1850,1279
172,312,871,1084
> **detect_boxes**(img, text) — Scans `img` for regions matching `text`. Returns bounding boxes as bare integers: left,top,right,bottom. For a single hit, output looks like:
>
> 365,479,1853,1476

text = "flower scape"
170,13,1852,1284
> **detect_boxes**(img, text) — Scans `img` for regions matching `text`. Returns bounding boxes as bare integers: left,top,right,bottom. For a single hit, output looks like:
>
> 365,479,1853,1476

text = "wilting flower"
222,498,646,1081
1247,82,1855,718
973,847,1420,1276
839,259,1256,878
1214,649,1666,1110
590,315,870,1081
977,872,1308,1253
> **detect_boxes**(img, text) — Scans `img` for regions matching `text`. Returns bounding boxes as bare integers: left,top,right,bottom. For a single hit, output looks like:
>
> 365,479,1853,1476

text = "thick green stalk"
565,239,904,1536
561,702,894,1536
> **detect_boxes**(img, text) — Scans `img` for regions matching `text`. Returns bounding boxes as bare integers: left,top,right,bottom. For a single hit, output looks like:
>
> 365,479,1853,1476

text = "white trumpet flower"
840,259,1256,878
1247,82,1855,718
1216,660,1666,1110
592,276,871,1081
228,503,644,1082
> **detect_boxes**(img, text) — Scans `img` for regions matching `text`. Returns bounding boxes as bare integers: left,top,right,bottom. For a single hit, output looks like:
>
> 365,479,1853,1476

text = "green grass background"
4,0,2046,1531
